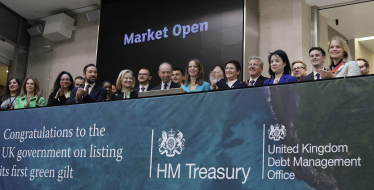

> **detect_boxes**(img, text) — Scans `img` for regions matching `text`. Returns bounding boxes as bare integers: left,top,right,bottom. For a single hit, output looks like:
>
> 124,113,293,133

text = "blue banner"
0,76,373,189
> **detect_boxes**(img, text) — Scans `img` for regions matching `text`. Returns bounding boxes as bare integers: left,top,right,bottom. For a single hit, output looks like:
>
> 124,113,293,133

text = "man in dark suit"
152,62,181,90
244,56,268,86
66,64,107,104
301,47,326,82
134,68,153,92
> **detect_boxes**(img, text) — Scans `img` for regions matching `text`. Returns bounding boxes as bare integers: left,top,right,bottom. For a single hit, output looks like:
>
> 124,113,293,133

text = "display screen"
97,0,243,87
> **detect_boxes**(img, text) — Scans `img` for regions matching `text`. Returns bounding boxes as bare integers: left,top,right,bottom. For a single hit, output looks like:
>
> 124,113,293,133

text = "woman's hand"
55,89,61,99
24,91,31,108
318,68,335,79
35,91,41,107
209,71,218,85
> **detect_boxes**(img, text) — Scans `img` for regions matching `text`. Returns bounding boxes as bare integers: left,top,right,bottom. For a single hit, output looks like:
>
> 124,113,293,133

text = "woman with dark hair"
14,76,45,109
102,81,112,101
209,65,226,90
47,71,74,106
181,59,210,92
110,69,138,100
0,77,21,110
210,60,246,89
263,50,297,85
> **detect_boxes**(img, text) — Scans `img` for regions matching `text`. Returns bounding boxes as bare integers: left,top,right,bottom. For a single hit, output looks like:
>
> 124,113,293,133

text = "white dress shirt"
161,80,172,90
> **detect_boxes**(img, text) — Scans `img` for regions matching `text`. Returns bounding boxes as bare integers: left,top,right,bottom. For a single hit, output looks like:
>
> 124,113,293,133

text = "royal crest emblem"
268,124,286,141
159,129,185,157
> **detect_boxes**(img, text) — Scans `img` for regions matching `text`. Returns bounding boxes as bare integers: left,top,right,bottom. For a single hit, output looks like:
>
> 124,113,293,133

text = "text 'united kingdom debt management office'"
266,124,361,180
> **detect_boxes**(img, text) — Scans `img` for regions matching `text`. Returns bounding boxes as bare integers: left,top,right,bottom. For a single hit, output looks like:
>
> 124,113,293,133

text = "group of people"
0,36,368,111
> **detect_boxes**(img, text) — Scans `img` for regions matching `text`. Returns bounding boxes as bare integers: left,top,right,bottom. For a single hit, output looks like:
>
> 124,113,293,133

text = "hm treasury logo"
268,124,286,141
159,129,185,157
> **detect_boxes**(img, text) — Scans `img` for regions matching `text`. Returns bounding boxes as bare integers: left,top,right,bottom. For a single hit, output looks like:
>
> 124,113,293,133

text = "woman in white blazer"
318,36,361,78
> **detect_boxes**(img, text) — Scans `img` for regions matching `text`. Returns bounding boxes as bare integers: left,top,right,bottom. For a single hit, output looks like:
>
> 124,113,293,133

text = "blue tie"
250,80,255,86
316,73,320,80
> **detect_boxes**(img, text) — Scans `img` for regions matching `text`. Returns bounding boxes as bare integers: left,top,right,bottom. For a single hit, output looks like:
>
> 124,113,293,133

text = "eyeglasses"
60,79,71,82
292,67,305,71
225,67,235,71
359,65,366,69
138,73,149,76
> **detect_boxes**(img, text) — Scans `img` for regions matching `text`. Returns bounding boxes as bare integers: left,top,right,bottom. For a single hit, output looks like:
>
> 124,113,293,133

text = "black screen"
97,0,243,87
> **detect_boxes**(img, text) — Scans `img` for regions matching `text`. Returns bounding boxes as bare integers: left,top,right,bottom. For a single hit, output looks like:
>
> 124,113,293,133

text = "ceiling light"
6,70,8,72
356,36,374,41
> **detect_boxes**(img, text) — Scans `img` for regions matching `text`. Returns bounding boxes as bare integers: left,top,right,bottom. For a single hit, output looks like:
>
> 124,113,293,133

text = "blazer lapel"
279,74,287,83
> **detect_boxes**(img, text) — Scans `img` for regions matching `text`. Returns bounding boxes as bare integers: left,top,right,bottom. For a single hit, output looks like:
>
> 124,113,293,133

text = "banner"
0,76,373,189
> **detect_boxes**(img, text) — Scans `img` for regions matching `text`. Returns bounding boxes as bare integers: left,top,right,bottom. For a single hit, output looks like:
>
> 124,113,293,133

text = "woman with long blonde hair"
109,69,138,100
318,36,361,78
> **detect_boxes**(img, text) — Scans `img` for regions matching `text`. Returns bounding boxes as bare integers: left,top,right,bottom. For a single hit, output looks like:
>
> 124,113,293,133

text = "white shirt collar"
249,75,260,83
85,82,95,94
139,84,149,92
227,79,237,88
161,80,172,90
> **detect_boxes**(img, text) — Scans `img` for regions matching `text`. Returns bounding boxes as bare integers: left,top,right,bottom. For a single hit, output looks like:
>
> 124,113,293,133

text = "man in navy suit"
301,47,326,81
244,56,268,86
152,62,181,90
134,68,153,92
66,64,107,104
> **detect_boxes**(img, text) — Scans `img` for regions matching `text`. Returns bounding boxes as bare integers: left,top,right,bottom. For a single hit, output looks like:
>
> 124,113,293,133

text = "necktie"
250,80,255,86
141,87,145,92
164,84,168,90
316,73,320,80
86,85,91,94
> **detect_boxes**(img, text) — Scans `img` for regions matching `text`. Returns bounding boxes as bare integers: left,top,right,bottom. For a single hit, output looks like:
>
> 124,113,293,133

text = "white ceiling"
320,1,374,52
305,0,355,7
0,0,99,20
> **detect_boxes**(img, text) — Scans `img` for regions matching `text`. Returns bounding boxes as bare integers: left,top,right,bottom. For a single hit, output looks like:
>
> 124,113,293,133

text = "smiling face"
158,63,172,84
188,61,199,77
248,59,263,78
213,66,224,77
292,63,307,80
121,73,133,89
310,50,325,68
102,82,111,94
138,69,151,84
172,70,184,85
270,55,286,74
8,79,19,93
329,40,345,61
26,79,35,92
83,66,97,84
60,74,72,89
225,63,240,81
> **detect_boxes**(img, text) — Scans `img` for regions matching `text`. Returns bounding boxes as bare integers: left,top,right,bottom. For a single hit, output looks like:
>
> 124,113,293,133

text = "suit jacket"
109,90,138,100
301,72,315,82
263,74,297,85
216,79,247,89
151,81,180,90
246,75,269,86
133,85,153,92
333,61,361,78
66,85,107,104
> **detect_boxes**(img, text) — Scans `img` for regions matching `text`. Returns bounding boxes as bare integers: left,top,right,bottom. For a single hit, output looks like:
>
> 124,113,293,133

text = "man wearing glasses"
292,60,307,82
134,68,153,92
356,58,370,75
